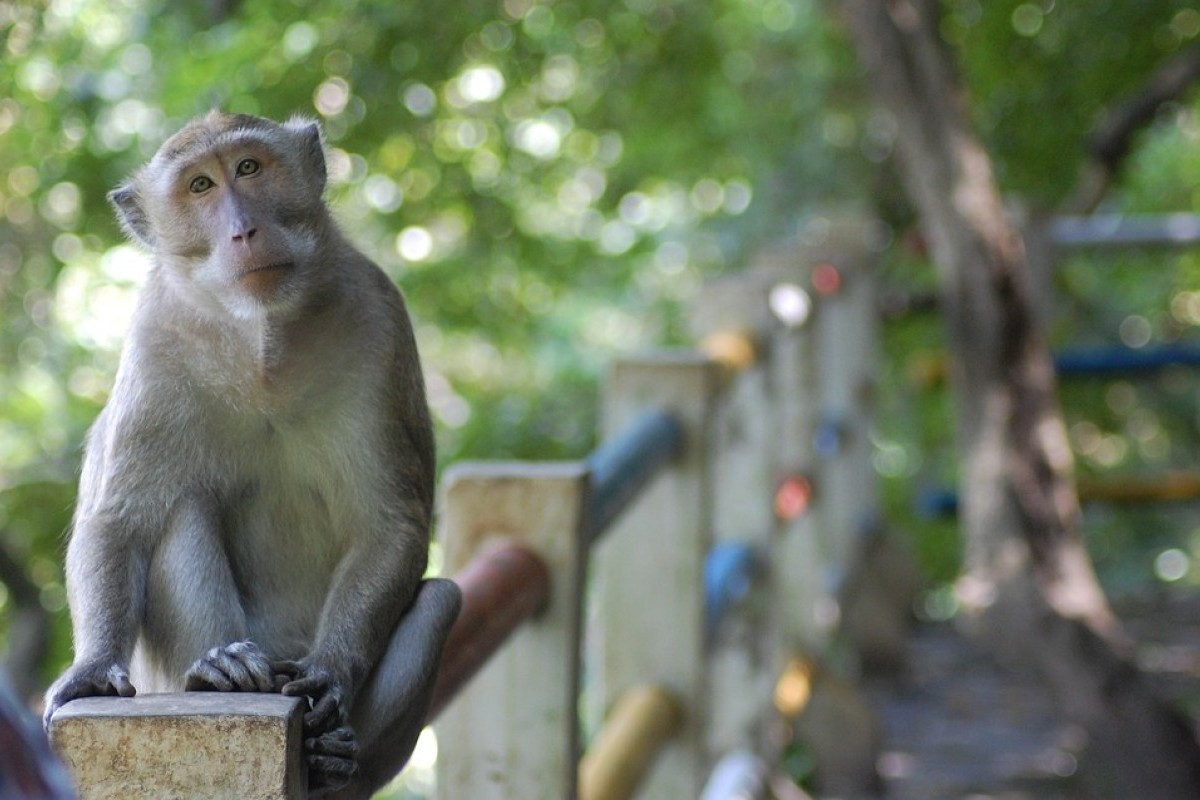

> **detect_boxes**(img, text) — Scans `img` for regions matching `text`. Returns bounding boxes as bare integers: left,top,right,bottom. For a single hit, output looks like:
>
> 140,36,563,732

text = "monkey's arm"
43,398,186,728
43,510,146,728
279,513,429,733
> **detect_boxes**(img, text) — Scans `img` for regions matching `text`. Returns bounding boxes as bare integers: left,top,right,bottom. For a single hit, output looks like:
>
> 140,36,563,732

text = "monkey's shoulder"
340,248,416,327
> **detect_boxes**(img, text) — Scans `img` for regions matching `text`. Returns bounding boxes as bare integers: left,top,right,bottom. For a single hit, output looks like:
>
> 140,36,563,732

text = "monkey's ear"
284,116,327,194
108,185,155,248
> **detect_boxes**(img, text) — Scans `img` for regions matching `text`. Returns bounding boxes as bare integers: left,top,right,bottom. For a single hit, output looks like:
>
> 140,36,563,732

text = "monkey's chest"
218,404,384,650
222,482,335,653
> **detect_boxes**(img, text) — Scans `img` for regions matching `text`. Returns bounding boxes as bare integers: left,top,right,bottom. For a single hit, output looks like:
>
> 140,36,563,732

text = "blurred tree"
4,0,1200,793
844,0,1200,795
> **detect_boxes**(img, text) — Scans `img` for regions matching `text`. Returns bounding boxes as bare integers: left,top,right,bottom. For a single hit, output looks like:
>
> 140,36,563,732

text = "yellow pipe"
579,686,684,800
1079,471,1200,504
701,330,760,373
773,655,815,719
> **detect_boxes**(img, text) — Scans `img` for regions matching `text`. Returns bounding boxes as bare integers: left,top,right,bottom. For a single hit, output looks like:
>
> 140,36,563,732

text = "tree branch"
1069,45,1200,212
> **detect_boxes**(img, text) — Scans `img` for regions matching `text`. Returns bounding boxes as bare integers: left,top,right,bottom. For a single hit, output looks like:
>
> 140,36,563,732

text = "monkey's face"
110,113,331,320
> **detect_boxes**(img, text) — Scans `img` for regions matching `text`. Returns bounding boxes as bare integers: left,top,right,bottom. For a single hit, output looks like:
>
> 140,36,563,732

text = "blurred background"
5,1,1200,796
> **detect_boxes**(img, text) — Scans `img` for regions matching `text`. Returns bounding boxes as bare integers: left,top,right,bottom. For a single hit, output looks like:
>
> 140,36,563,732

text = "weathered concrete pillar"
48,693,305,800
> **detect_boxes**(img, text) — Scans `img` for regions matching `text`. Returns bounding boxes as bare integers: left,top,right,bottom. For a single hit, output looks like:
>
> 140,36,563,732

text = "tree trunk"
0,538,51,701
841,2,1200,796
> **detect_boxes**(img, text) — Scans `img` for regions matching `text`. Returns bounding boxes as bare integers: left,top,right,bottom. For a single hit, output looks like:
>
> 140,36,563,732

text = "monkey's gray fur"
44,112,460,798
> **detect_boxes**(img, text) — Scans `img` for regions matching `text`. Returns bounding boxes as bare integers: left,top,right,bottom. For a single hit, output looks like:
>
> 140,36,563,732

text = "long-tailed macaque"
43,111,461,798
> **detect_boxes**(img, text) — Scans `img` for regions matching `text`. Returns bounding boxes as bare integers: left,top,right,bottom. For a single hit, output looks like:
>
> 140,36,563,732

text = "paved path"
867,623,1086,799
866,595,1200,799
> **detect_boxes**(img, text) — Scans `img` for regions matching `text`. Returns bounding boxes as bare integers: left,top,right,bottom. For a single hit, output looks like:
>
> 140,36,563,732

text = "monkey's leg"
141,493,269,691
316,578,461,800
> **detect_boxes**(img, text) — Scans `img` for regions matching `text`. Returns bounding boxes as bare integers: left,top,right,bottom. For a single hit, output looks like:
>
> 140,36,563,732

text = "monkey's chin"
238,262,294,299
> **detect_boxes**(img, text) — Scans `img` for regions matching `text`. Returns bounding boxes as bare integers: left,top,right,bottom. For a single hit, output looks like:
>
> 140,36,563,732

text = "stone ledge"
48,693,305,800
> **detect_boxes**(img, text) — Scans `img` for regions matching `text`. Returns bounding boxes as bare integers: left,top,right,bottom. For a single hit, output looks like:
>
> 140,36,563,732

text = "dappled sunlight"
55,245,146,352
381,727,438,797
5,2,1200,794
1036,411,1074,475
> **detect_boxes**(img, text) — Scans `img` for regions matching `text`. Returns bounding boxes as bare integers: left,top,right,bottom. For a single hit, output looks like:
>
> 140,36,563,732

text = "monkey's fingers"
306,726,359,792
44,664,136,730
268,662,299,692
304,693,342,734
223,641,276,692
270,659,303,678
186,643,276,693
216,653,256,689
185,661,235,692
108,665,137,698
307,726,358,757
185,649,247,691
280,672,331,705
276,662,348,732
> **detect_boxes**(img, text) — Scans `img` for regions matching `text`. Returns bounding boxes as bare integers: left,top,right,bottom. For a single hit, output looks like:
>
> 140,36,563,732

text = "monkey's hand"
185,640,279,693
274,658,352,734
274,658,358,790
43,659,136,731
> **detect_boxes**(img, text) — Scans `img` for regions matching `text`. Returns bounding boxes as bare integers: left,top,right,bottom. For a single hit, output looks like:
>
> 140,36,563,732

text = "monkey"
42,111,461,798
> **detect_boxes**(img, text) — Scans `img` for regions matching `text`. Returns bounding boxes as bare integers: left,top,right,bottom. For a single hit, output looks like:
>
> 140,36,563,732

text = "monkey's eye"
189,175,215,194
236,158,260,177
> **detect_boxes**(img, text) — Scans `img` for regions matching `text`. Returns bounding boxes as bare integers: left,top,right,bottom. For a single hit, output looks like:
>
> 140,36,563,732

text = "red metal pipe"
426,541,552,721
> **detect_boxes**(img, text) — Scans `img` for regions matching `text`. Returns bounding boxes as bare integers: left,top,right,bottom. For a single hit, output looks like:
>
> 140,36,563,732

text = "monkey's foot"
185,641,278,693
306,725,359,791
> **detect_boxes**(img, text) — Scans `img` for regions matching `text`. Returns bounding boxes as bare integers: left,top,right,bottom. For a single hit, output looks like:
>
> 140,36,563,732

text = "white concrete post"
590,353,720,799
434,462,590,799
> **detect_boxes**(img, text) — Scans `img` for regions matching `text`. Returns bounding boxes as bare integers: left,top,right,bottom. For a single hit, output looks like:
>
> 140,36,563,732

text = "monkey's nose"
233,227,258,244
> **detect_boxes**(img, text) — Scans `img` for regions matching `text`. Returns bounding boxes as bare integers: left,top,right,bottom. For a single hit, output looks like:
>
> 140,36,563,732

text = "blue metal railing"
585,409,685,545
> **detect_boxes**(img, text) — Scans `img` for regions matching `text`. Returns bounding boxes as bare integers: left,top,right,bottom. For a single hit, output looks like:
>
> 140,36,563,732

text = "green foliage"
6,0,1200,756
948,0,1200,204
1052,242,1200,594
1,0,864,472
0,0,865,716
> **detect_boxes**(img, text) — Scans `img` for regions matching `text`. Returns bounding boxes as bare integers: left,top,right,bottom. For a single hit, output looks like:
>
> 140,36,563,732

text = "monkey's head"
110,111,333,319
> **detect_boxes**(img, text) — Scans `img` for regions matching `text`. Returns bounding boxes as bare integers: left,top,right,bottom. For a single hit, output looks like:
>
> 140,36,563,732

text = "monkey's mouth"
240,260,294,277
